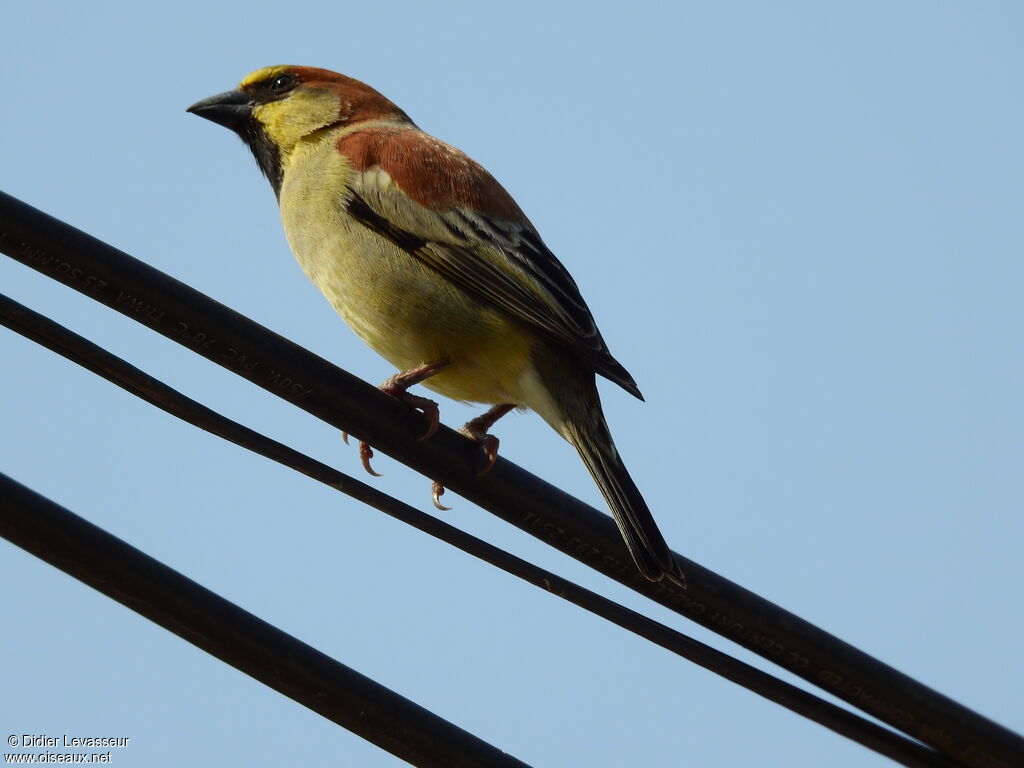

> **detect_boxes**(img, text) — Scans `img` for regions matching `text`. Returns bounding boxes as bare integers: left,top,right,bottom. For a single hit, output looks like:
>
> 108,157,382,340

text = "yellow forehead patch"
239,65,293,89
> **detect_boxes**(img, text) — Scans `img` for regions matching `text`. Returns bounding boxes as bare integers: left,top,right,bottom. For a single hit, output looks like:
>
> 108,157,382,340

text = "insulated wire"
0,292,961,768
3,189,1021,767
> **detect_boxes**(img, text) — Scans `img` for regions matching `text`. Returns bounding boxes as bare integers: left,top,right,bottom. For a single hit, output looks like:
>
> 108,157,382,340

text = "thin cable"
0,473,531,768
0,292,960,768
2,190,1021,768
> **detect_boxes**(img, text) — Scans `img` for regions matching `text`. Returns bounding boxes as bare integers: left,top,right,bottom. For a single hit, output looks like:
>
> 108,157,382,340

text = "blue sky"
2,2,1021,766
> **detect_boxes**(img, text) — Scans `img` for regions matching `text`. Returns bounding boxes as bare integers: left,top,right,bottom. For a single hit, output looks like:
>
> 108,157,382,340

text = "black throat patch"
240,121,284,198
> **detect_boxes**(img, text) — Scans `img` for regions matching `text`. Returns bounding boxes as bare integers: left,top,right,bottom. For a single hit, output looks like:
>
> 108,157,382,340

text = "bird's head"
188,65,410,195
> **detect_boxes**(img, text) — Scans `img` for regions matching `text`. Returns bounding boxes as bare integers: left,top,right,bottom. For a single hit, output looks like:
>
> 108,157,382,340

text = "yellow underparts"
277,129,558,422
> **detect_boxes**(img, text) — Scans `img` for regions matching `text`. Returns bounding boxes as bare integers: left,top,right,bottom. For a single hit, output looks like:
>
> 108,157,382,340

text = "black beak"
187,89,253,134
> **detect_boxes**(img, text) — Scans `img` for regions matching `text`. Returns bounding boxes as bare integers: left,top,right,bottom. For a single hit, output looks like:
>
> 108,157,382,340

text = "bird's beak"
187,89,253,133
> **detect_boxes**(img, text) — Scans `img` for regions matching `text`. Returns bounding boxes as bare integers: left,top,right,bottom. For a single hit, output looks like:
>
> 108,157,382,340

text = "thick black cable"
1,190,1021,768
0,292,962,768
0,473,530,768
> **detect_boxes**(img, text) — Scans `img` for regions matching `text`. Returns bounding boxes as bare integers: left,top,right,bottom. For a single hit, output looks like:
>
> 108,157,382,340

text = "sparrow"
188,66,681,582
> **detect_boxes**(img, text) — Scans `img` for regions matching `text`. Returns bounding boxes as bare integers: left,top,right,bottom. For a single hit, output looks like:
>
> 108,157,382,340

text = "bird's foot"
428,404,516,511
381,360,451,440
342,360,451,477
459,403,515,476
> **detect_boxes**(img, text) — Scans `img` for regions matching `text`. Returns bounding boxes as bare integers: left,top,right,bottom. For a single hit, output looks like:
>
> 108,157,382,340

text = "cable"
0,292,962,768
2,190,1021,768
0,472,531,768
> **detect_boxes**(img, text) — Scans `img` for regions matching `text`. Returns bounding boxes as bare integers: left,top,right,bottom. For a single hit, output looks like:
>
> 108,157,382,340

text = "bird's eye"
270,73,297,93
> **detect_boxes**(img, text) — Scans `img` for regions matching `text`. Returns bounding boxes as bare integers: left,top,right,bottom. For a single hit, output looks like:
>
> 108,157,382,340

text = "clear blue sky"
3,3,1021,766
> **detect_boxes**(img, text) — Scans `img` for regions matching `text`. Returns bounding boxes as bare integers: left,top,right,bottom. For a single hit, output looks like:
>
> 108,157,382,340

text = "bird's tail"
561,397,679,583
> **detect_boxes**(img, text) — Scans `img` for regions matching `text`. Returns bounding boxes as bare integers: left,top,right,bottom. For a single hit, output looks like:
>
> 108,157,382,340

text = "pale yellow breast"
277,133,541,407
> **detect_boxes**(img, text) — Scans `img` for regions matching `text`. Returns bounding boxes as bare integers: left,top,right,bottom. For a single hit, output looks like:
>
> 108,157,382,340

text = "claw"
431,481,451,511
393,392,440,440
376,360,450,439
344,361,451,478
342,430,381,476
458,403,515,476
359,441,383,477
471,434,501,477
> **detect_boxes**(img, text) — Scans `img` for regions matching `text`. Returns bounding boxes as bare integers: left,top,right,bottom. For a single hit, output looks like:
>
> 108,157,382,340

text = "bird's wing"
340,129,642,399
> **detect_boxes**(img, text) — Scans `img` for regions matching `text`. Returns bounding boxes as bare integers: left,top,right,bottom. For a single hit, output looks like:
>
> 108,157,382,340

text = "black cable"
0,292,962,768
0,473,531,768
1,190,1021,768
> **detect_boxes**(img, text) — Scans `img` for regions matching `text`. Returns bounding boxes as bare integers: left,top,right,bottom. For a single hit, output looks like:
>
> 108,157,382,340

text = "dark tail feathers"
565,413,678,582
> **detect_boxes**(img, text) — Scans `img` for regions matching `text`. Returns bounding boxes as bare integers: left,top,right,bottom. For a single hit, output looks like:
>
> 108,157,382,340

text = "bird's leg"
460,403,516,475
431,403,515,510
346,360,451,476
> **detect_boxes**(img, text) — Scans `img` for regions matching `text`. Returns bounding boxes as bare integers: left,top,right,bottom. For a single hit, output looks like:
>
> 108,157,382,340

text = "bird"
188,65,682,583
